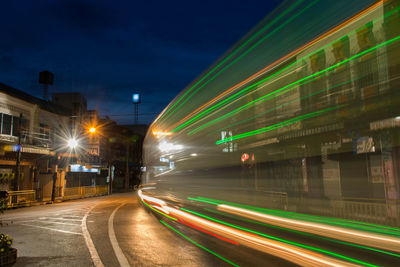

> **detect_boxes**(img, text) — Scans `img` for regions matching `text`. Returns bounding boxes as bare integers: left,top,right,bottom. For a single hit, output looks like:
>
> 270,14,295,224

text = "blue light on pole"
132,93,141,104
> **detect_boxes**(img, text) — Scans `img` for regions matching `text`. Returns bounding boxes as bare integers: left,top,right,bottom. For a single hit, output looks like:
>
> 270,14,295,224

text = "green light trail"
203,207,400,259
213,35,400,144
171,8,400,133
172,59,297,132
191,73,331,137
160,220,240,267
163,0,318,123
180,208,377,267
141,199,177,221
194,197,400,235
189,71,350,135
205,75,356,136
157,0,306,123
190,197,400,237
215,105,341,144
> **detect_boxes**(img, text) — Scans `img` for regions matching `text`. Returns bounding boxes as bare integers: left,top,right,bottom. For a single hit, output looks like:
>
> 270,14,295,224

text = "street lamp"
67,138,78,149
132,93,140,125
89,127,96,133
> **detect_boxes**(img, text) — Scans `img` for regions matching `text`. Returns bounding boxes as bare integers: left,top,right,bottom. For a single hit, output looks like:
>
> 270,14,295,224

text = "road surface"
2,192,291,266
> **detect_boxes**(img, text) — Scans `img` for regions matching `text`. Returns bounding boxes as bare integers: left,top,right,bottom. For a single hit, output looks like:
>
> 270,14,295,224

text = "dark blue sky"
0,0,282,124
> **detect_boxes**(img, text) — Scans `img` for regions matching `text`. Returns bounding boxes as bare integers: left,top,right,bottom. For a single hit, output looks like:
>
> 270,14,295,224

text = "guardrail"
63,185,108,200
259,190,288,210
331,198,400,226
7,190,36,208
4,186,109,208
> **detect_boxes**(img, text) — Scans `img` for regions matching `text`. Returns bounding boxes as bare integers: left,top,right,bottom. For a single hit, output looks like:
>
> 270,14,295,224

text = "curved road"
3,193,286,266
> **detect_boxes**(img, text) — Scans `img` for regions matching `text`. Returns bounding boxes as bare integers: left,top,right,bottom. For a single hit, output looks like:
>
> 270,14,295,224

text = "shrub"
0,234,12,254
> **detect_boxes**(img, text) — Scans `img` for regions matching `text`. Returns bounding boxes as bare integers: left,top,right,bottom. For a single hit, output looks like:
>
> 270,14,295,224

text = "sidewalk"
7,185,109,209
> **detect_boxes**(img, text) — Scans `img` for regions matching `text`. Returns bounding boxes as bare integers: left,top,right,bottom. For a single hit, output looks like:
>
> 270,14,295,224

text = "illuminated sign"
160,157,169,163
70,164,100,173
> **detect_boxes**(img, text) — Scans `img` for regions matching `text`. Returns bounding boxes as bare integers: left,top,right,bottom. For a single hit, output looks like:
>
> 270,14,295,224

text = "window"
12,116,19,137
1,114,12,135
39,123,50,141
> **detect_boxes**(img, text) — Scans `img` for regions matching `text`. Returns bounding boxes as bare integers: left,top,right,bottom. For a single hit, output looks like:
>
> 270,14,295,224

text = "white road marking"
52,218,83,222
108,203,130,267
47,209,76,214
18,220,80,226
82,204,104,267
39,217,82,222
20,224,82,235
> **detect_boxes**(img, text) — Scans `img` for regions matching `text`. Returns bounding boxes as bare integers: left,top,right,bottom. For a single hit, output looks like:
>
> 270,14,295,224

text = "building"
0,82,70,201
1,84,144,204
100,120,145,191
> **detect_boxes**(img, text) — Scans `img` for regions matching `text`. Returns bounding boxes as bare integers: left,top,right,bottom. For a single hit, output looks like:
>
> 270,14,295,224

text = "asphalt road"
2,192,272,267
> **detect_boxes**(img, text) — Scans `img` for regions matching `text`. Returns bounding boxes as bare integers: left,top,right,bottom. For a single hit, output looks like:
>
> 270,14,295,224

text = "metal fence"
7,190,36,208
331,198,400,226
4,186,109,208
63,185,109,200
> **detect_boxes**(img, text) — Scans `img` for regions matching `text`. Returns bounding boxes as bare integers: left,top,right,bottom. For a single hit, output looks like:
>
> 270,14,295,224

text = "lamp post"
66,124,99,188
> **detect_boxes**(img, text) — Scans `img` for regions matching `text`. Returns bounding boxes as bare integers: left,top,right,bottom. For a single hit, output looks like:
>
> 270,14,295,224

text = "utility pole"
134,103,139,125
51,154,59,202
125,142,130,191
12,113,22,202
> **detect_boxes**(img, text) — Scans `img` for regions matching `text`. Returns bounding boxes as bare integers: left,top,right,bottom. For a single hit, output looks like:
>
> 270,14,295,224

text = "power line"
106,113,159,117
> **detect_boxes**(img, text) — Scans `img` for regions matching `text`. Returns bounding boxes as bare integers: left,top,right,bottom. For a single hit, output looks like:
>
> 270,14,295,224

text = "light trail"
166,1,385,133
141,200,177,221
187,66,306,135
192,197,400,237
205,76,357,136
163,205,362,266
181,208,377,267
216,105,343,144
142,2,400,265
162,0,318,124
187,196,400,253
189,70,348,135
214,34,400,144
178,219,239,245
139,190,372,266
157,0,306,123
218,204,400,253
168,1,391,134
203,207,400,259
160,220,240,267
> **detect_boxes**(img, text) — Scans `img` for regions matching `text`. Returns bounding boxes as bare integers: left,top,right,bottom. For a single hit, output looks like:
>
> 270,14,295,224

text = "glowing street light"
67,138,78,149
89,127,96,133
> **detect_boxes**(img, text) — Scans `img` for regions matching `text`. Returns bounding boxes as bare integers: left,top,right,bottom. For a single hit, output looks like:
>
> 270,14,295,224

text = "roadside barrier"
7,190,36,208
63,185,108,200
332,197,400,226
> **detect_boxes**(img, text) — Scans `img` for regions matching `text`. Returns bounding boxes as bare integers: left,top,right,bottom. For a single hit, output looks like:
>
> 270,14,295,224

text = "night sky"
0,0,282,125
